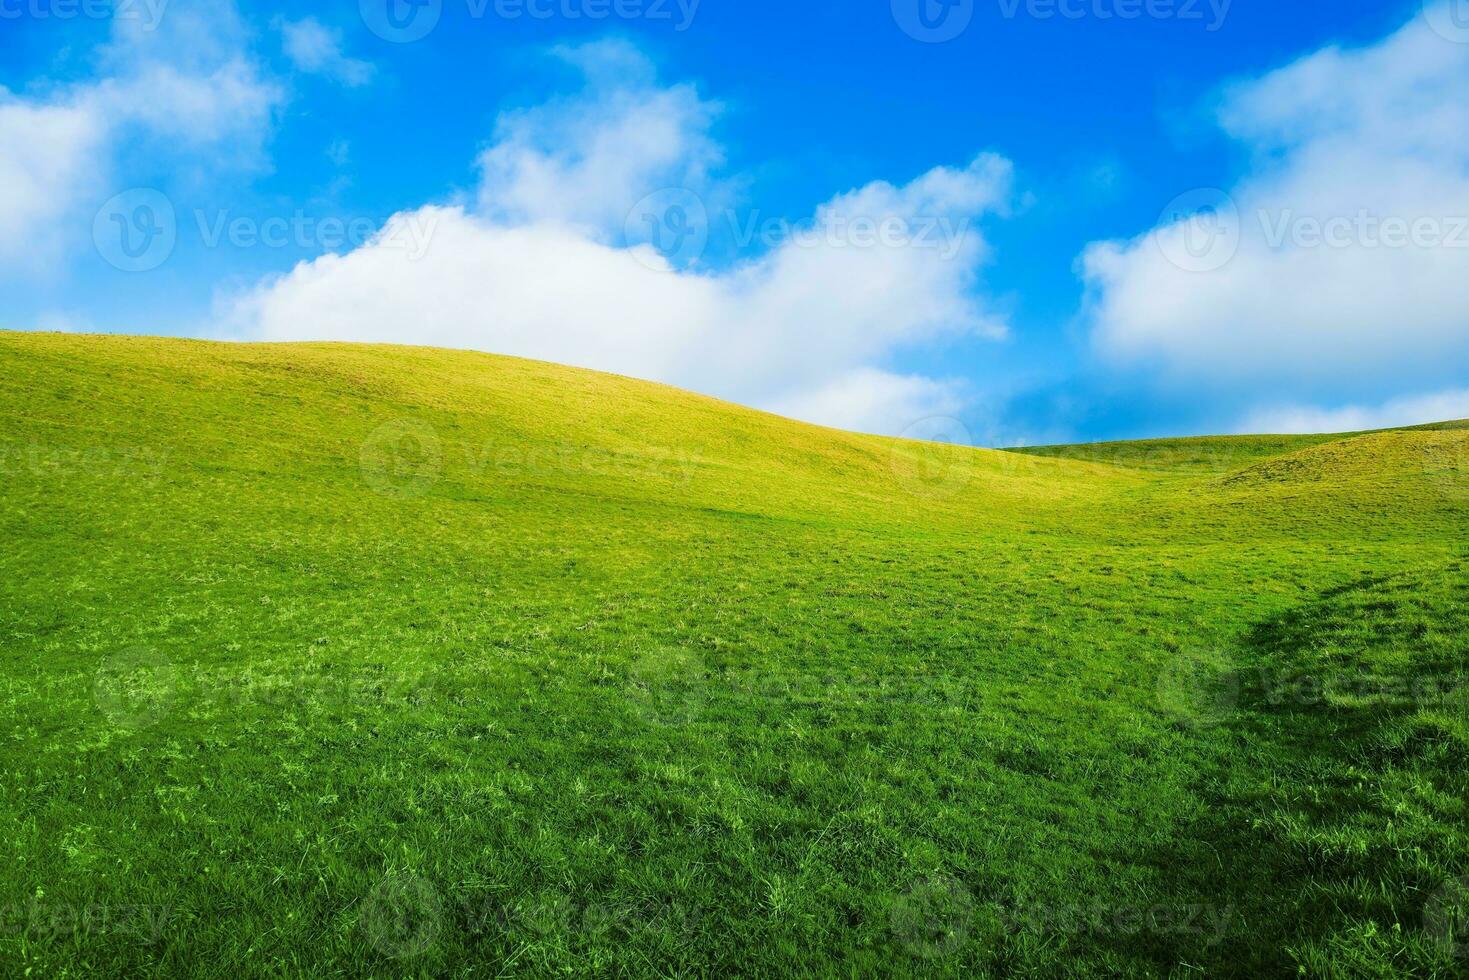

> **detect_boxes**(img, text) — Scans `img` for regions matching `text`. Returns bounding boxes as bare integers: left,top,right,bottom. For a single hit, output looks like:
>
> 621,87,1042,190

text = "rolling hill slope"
2,332,1467,977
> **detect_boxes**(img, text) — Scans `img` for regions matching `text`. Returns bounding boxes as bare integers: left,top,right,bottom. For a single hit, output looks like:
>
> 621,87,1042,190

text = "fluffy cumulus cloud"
1081,3,1469,392
0,0,281,267
476,41,724,234
0,95,107,263
229,40,1013,435
1239,389,1469,435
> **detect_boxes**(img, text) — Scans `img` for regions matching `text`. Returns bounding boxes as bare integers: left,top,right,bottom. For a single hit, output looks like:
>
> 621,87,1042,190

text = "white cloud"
766,369,968,435
0,94,107,264
1081,2,1469,387
476,40,724,236
0,0,281,270
97,61,281,163
280,18,375,88
99,0,281,163
229,42,1013,436
1239,389,1469,435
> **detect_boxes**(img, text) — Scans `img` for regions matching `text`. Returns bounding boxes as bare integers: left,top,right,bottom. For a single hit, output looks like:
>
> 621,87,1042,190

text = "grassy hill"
2,332,1467,977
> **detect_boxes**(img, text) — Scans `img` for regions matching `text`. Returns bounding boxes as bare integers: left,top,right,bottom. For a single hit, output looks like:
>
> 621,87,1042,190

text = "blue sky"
2,0,1467,445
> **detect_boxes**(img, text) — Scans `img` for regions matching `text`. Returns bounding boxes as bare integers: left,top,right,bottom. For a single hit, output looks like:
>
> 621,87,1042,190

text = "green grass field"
3,332,1468,977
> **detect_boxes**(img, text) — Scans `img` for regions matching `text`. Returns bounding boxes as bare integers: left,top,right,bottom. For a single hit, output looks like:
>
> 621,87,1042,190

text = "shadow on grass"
1109,561,1469,976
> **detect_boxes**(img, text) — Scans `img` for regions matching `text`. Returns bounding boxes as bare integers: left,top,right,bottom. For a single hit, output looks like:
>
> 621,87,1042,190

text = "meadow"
2,332,1467,977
